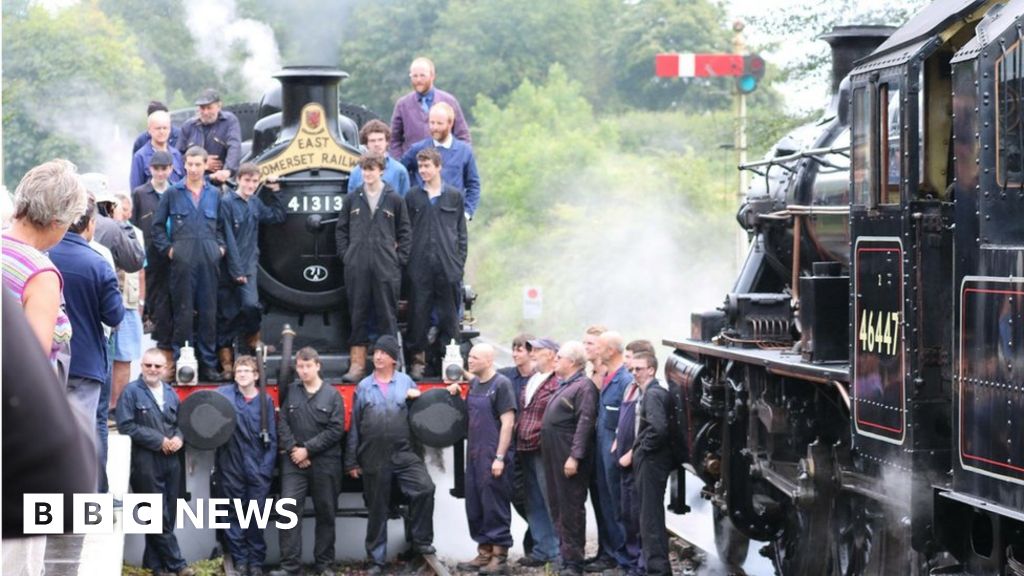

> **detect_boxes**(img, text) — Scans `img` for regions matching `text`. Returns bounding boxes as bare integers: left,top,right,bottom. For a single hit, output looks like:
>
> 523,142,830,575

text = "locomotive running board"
937,489,1024,524
664,338,850,383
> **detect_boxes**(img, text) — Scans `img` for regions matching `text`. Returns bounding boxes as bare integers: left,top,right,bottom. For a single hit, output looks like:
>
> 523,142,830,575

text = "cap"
149,150,174,167
80,173,118,205
194,88,221,106
375,334,401,362
526,338,559,352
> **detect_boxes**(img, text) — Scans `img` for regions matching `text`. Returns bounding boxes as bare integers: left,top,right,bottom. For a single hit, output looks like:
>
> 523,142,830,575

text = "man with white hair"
541,340,598,576
130,110,184,190
389,56,471,158
448,343,517,574
178,89,242,185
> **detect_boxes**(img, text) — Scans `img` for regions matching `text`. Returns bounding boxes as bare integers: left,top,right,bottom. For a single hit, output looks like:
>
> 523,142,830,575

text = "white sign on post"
522,286,543,320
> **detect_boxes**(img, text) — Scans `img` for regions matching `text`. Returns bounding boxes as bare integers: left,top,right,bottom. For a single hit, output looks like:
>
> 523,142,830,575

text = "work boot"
456,544,492,571
218,347,234,381
409,351,427,380
245,331,263,355
343,346,367,383
479,545,510,574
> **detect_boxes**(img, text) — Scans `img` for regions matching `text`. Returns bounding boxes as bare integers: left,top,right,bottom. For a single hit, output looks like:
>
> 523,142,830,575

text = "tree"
3,2,164,185
604,0,736,111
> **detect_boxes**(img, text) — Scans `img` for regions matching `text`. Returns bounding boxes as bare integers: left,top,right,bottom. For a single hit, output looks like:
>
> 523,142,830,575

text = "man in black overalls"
335,154,411,382
449,343,516,574
151,146,226,382
115,348,194,576
632,351,673,576
405,147,467,378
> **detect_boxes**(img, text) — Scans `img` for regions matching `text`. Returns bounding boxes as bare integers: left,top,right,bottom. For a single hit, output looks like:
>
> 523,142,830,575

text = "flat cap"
194,88,221,106
149,150,174,167
526,338,559,352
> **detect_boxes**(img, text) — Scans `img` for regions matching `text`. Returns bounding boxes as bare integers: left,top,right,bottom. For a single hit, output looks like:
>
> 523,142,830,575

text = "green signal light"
737,75,758,94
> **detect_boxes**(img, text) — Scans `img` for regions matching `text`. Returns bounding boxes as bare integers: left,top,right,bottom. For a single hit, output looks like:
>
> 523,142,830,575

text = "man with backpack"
632,351,674,576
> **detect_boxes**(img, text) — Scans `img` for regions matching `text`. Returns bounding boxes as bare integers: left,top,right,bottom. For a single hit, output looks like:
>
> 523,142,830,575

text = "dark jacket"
344,371,419,474
93,215,145,273
335,184,411,283
634,381,672,463
116,378,182,455
219,190,286,278
277,382,345,462
49,232,125,382
150,180,226,259
178,110,242,176
540,369,598,461
405,185,467,283
598,364,631,433
215,384,277,490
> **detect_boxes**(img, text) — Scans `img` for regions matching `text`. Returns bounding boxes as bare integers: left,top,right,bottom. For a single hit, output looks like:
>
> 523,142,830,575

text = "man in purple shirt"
389,57,471,159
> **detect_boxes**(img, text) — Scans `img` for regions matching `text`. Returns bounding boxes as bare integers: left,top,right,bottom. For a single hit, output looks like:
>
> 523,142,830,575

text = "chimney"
274,66,348,143
820,25,896,95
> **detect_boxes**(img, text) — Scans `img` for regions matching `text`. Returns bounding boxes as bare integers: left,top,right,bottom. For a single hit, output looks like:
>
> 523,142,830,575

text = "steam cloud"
184,0,282,97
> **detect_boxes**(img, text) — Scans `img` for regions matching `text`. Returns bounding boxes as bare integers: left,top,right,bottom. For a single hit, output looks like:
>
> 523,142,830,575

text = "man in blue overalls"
449,343,516,574
115,348,194,576
614,369,643,575
151,146,226,382
214,355,277,576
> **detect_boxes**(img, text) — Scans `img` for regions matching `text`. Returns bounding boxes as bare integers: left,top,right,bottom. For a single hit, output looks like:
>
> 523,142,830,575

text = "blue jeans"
519,450,559,561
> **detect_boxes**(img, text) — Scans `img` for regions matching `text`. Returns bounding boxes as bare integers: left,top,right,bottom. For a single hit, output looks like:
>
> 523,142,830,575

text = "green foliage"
336,0,449,119
2,2,164,184
604,0,734,111
469,68,740,342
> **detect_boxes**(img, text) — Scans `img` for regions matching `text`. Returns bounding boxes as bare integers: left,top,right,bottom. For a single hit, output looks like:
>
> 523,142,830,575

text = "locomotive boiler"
666,2,1024,574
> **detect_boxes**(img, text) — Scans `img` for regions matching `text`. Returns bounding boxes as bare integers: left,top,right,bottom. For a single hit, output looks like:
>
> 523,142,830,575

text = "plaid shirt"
516,372,559,452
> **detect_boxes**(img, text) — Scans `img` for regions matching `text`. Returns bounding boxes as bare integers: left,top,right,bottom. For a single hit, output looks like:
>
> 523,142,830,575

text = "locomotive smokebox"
820,25,896,95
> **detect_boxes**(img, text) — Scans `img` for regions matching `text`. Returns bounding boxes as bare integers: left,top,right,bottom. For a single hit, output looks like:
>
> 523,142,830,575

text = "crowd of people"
1,56,678,576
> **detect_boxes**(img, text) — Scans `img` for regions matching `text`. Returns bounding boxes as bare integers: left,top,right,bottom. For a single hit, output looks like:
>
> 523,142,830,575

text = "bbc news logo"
24,494,299,534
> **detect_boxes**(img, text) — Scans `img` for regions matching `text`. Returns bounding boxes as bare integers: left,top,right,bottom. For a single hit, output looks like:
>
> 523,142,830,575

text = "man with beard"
400,102,481,219
389,57,471,158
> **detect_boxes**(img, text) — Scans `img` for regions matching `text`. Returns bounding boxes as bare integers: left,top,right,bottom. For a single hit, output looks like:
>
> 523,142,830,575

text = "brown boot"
218,347,234,381
409,351,427,380
343,346,367,383
456,544,492,572
245,331,263,354
479,545,509,574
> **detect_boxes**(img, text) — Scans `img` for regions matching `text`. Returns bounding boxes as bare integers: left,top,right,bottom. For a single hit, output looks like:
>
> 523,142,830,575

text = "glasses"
629,366,651,373
143,363,165,369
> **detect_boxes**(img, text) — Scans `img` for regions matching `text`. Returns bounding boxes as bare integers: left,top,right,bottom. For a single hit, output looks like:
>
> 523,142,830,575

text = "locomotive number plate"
852,237,905,445
286,194,344,213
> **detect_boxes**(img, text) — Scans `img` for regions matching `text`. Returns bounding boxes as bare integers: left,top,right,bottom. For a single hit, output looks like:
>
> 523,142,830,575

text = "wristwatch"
495,454,505,462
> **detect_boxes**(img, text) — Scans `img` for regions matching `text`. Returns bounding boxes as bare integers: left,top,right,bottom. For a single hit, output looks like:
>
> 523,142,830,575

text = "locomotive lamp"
442,339,465,383
177,342,198,386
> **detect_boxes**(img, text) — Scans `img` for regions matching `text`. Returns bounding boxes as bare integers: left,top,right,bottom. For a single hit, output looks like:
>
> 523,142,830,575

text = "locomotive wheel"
770,496,832,575
714,506,750,570
831,493,921,576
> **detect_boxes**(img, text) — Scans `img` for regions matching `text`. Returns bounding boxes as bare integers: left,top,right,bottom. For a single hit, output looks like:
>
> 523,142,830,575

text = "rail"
739,144,852,175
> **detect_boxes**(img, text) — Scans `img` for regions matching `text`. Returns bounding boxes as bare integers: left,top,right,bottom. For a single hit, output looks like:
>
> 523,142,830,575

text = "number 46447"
859,309,900,356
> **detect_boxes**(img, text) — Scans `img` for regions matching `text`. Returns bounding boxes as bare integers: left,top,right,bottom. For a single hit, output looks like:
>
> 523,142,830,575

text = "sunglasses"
629,366,651,373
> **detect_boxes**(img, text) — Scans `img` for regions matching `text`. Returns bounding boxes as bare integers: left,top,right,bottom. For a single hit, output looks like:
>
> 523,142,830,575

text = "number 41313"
859,309,900,356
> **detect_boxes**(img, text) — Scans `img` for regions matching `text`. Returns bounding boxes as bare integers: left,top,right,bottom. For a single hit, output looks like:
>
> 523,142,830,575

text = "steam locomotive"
137,67,473,566
665,1,1024,574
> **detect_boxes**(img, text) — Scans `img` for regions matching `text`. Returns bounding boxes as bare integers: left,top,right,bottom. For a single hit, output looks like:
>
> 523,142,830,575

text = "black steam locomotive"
666,1,1024,574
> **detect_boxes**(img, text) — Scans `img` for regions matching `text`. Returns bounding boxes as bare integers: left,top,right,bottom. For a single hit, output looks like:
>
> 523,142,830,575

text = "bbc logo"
24,494,163,534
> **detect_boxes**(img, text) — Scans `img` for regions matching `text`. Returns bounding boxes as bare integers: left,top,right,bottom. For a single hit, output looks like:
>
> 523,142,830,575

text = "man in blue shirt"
345,335,436,575
49,196,125,479
216,162,286,378
215,355,277,576
130,110,184,191
132,100,182,154
400,102,481,219
347,120,410,197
